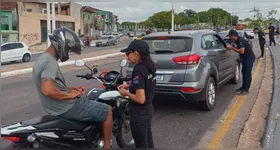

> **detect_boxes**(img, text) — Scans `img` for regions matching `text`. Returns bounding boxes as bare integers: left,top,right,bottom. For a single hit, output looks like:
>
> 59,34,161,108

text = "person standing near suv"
118,40,156,148
254,27,266,58
268,23,276,46
227,30,255,95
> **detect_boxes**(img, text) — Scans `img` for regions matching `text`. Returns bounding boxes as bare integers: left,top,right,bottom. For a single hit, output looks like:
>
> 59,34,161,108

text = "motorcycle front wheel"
115,108,135,148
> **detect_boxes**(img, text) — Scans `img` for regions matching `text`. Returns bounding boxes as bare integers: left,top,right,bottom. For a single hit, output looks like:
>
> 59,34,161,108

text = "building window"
0,16,9,30
26,8,32,12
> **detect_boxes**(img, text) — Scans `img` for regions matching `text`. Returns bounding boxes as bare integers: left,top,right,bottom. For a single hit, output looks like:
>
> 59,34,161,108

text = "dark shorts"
60,95,109,122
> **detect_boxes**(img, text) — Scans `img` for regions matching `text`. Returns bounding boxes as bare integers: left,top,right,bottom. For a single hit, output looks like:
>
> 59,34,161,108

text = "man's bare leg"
103,106,113,148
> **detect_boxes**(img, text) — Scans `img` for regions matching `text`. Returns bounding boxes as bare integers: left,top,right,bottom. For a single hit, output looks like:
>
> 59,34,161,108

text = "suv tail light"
173,54,202,65
181,87,201,93
4,136,21,142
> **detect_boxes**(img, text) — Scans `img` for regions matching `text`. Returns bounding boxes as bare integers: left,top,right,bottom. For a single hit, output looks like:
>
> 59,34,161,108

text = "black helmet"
49,27,81,62
104,71,119,82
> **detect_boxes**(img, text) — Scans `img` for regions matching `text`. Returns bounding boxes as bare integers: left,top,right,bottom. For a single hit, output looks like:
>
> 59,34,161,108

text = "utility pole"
47,2,51,47
171,3,174,32
51,2,56,33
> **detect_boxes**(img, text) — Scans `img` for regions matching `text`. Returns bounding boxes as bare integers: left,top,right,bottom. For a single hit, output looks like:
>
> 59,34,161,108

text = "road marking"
208,58,262,148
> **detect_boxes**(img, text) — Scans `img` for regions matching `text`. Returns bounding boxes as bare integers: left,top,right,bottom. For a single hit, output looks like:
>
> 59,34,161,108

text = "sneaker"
237,90,249,95
235,87,243,92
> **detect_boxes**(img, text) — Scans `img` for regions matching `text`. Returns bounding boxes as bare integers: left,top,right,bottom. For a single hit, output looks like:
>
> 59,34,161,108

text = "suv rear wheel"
230,61,240,84
199,77,216,111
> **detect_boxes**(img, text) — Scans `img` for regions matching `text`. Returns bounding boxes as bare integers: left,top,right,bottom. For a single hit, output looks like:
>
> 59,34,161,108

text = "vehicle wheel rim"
122,115,134,146
235,65,240,81
208,82,216,105
24,55,30,61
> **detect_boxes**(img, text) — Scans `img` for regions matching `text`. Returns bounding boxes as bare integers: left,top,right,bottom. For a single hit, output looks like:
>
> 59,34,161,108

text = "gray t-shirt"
32,53,76,115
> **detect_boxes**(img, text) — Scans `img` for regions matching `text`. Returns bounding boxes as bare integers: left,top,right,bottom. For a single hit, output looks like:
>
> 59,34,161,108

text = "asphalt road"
1,37,132,66
1,55,242,148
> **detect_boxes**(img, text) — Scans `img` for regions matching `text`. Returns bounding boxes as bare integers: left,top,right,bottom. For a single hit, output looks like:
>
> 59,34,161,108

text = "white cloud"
78,1,280,22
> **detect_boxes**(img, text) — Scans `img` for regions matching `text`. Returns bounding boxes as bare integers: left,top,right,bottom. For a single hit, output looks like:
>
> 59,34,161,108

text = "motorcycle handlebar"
76,74,93,80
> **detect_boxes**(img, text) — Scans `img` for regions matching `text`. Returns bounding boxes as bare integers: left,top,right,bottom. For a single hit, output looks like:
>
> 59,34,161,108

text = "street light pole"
171,3,174,32
47,2,51,47
51,2,56,33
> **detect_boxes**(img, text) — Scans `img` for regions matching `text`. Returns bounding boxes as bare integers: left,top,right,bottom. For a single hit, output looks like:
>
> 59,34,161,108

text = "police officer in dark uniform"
227,30,256,95
118,40,156,148
254,27,266,58
269,23,276,46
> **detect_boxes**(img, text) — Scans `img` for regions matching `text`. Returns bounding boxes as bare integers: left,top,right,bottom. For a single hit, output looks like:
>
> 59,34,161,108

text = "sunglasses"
125,51,134,56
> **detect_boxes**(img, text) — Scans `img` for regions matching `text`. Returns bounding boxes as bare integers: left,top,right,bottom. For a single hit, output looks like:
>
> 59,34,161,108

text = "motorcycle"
83,39,90,47
1,59,135,148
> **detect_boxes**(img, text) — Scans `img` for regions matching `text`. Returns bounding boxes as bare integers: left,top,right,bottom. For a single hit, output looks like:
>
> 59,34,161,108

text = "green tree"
207,8,231,27
150,11,172,29
143,17,154,27
121,21,136,26
184,9,197,18
231,15,239,26
175,12,191,24
197,11,211,23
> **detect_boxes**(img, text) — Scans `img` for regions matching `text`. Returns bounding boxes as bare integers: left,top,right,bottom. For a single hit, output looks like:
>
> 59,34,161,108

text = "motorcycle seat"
22,115,96,131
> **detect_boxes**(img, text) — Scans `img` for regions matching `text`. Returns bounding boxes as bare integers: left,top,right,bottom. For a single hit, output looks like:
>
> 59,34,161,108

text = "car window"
201,34,216,50
100,36,108,40
218,32,228,39
1,44,12,51
11,43,24,49
212,34,226,49
143,36,193,54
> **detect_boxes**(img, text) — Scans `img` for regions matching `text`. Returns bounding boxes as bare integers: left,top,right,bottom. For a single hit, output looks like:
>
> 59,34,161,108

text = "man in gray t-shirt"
32,27,113,148
33,52,77,115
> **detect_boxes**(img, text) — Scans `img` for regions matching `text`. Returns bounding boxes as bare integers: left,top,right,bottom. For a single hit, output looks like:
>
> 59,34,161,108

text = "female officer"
118,40,156,148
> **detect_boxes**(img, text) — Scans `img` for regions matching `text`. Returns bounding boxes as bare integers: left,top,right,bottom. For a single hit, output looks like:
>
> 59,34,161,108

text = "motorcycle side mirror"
93,68,98,74
120,59,127,67
75,59,85,66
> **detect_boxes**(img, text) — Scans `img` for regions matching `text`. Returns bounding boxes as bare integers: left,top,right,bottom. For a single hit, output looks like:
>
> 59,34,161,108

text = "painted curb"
262,45,279,148
1,52,123,78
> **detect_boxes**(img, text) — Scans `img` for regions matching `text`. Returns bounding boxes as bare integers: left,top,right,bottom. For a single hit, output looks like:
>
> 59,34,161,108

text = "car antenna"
168,29,171,34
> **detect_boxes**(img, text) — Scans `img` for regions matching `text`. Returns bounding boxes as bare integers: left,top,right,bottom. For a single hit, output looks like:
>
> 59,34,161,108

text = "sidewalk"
263,42,280,148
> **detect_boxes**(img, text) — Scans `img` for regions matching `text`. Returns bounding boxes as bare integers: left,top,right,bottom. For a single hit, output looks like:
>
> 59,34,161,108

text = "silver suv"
125,30,240,111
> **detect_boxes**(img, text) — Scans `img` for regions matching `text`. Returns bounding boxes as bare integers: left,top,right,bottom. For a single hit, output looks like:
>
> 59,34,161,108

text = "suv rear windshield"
142,36,193,54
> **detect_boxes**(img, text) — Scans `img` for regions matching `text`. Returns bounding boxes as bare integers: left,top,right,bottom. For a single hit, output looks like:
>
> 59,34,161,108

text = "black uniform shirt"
258,30,266,43
129,62,156,115
269,26,275,35
234,36,255,60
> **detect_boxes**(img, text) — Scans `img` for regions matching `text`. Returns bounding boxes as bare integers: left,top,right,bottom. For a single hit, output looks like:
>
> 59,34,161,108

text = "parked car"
95,35,117,47
128,31,136,37
125,30,241,111
112,32,121,40
1,42,32,64
242,28,254,39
